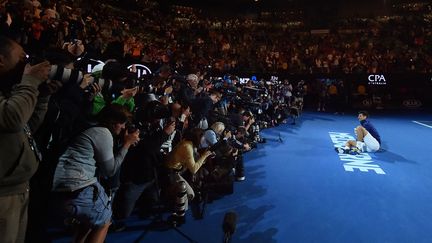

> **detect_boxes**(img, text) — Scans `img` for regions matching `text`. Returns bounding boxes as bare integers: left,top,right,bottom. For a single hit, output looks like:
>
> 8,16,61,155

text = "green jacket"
0,75,49,196
92,93,135,115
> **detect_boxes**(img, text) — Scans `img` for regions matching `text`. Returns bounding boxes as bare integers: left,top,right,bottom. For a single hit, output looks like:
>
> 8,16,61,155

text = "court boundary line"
412,121,432,129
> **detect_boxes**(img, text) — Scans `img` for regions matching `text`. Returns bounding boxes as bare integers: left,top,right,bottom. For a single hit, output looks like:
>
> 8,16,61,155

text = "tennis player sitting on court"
345,111,381,153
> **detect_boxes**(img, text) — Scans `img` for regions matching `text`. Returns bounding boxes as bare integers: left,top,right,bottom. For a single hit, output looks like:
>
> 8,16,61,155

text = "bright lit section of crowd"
0,0,430,242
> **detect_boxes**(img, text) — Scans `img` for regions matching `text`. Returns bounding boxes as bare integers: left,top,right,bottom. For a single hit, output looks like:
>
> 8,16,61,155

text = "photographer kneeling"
51,104,140,243
165,128,213,224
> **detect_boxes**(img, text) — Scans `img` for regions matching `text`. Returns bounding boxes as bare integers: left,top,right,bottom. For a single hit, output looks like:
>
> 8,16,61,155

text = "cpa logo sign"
127,64,152,79
403,99,422,109
368,74,387,85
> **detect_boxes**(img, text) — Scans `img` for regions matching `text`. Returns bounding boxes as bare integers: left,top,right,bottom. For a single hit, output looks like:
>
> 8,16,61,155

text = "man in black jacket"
111,101,177,230
190,89,221,129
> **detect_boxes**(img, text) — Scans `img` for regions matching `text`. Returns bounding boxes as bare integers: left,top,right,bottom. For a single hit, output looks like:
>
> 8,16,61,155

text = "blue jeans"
54,182,112,229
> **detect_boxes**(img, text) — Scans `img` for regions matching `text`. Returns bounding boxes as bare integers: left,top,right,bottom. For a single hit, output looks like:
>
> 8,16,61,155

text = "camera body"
126,123,137,133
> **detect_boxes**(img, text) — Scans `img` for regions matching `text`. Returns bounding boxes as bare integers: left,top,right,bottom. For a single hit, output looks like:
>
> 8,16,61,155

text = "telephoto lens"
49,65,84,85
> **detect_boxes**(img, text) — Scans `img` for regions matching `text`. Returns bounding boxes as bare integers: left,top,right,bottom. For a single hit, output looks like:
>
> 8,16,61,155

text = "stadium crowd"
0,0,430,242
1,0,431,75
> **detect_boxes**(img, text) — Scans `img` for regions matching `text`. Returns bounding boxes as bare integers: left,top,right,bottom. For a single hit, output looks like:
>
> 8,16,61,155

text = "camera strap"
24,124,42,162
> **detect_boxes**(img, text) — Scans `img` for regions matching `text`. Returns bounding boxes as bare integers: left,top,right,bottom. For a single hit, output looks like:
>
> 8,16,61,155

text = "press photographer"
111,96,178,231
165,128,213,224
189,89,222,129
26,48,86,89
27,49,101,243
201,122,244,181
0,36,60,243
51,104,140,243
176,73,200,106
198,122,244,193
91,61,138,115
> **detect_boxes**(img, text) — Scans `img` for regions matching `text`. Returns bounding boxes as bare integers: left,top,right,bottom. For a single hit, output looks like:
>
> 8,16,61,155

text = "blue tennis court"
52,111,432,243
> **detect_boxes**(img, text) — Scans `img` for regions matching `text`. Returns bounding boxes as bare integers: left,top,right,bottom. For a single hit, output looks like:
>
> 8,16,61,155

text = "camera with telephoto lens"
208,139,228,153
49,64,84,85
28,55,84,86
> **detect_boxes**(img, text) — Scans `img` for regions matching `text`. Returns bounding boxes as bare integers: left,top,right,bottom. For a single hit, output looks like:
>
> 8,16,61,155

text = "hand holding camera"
38,80,63,97
164,85,173,95
79,73,93,89
120,86,138,99
123,129,140,149
232,148,239,157
23,61,51,85
180,107,191,121
203,149,214,159
223,130,232,139
163,119,176,135
6,13,12,26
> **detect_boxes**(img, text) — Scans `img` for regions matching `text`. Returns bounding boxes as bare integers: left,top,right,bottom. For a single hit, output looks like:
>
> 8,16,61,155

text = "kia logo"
403,99,422,108
362,99,373,107
127,64,152,79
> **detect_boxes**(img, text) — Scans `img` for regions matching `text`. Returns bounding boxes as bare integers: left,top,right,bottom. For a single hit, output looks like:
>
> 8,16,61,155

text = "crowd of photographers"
0,30,306,243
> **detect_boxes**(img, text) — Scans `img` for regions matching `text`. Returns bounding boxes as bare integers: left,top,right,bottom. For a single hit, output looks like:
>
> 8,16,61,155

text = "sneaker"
235,176,245,181
349,147,361,155
335,147,348,154
355,142,366,153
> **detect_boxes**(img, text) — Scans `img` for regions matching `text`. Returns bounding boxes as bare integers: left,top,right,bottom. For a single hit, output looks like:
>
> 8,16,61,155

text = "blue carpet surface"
53,111,432,243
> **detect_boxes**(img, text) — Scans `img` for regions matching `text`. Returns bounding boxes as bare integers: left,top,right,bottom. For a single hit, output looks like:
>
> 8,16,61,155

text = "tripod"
133,214,197,243
223,232,233,243
134,168,198,243
191,187,209,220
